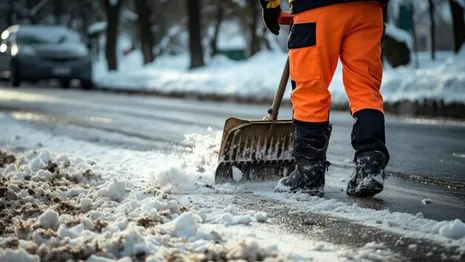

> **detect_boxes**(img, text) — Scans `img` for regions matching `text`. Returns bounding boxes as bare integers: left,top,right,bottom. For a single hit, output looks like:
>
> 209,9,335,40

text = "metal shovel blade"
215,117,295,184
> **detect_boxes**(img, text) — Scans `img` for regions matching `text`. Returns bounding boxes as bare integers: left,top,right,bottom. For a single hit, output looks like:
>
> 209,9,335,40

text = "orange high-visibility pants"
289,2,385,122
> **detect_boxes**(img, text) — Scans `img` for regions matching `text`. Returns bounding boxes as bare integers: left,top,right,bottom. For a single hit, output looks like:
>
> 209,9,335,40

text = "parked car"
0,25,93,89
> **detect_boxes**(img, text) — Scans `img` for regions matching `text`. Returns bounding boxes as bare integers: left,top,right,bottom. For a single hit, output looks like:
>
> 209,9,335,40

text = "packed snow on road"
1,113,464,261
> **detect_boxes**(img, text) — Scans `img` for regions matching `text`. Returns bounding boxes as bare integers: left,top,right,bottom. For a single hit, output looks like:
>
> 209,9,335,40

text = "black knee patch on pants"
351,109,390,166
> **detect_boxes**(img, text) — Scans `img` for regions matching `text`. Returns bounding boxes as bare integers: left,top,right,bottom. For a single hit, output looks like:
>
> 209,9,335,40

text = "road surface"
1,84,465,260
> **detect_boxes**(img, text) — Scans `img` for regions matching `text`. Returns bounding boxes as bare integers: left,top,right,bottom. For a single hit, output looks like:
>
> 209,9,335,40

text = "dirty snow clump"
422,198,432,204
0,248,40,262
232,166,243,182
38,209,60,230
98,179,127,201
160,212,203,238
255,212,268,223
438,219,465,240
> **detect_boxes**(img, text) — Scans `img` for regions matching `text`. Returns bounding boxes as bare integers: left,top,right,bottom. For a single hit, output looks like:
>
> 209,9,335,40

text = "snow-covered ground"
0,114,396,261
93,47,465,105
1,112,465,261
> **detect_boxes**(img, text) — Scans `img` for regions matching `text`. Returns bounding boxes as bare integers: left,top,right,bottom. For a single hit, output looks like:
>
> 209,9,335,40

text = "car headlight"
11,45,19,56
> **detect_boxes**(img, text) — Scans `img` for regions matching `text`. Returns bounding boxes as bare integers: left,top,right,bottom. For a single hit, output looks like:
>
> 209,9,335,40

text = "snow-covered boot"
346,151,387,197
347,109,390,197
276,120,332,197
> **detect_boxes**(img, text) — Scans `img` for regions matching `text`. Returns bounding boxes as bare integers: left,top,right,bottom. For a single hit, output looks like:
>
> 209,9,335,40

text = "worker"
259,0,390,197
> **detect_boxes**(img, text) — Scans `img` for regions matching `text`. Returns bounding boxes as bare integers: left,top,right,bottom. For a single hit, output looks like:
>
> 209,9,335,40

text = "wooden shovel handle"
267,57,290,121
265,12,293,121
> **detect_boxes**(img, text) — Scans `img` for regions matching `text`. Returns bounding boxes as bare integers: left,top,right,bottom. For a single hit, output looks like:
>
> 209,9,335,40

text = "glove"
259,0,281,35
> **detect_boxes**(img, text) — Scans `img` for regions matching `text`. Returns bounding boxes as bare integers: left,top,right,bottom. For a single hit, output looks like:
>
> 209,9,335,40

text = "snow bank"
0,147,290,261
385,23,413,50
94,49,465,105
382,49,465,104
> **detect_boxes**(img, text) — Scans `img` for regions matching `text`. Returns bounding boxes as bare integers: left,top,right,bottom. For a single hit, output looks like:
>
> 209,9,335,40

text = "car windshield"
17,27,80,45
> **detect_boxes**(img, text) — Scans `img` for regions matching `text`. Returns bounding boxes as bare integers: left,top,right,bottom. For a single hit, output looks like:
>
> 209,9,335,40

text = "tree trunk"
52,0,63,25
103,0,123,71
135,0,155,64
410,2,419,69
80,5,88,39
210,2,224,57
187,0,204,69
428,0,436,60
26,0,37,24
246,0,260,57
7,0,15,27
449,0,465,53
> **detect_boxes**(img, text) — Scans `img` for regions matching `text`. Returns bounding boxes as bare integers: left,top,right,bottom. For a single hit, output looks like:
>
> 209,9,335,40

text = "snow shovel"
215,56,295,184
215,12,295,184
215,17,297,184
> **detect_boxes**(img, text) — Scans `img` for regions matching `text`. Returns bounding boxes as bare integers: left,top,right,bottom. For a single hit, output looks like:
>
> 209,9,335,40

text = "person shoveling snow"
222,0,392,198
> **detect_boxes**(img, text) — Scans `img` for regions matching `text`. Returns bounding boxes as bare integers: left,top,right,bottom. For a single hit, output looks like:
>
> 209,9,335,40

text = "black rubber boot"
347,109,389,197
276,120,332,197
346,151,387,197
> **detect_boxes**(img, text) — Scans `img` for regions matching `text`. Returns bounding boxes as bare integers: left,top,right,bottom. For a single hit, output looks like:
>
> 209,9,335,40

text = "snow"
385,22,413,50
159,212,202,238
98,179,127,201
422,198,432,204
38,210,60,231
0,249,39,262
232,166,243,182
216,20,247,50
30,157,45,172
2,163,16,176
2,114,322,260
257,187,465,244
86,255,117,262
255,212,268,223
94,48,465,105
17,25,81,44
39,149,51,163
438,219,465,240
35,170,54,181
1,111,465,261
